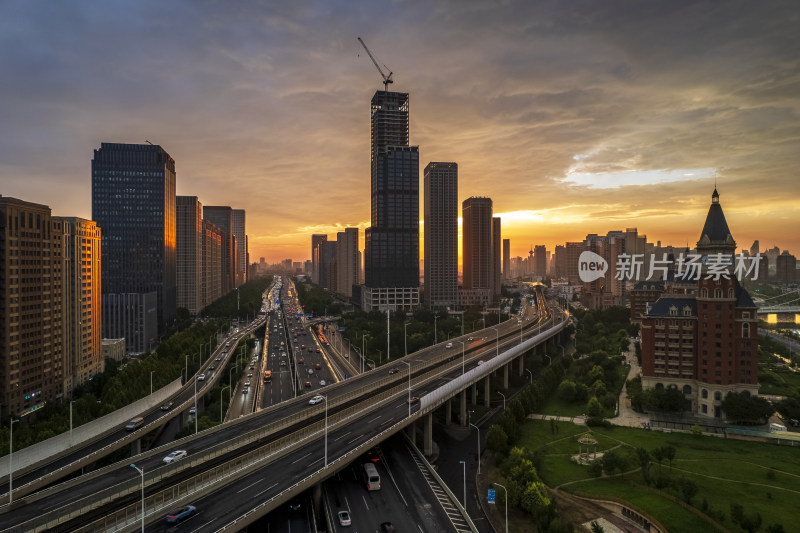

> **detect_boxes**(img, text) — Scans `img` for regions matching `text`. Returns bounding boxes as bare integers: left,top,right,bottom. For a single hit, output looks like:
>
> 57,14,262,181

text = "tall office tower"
336,228,359,299
311,234,327,284
0,198,64,417
423,162,458,308
491,216,502,300
580,233,625,309
57,217,102,393
176,196,204,314
321,241,338,292
554,245,566,278
641,188,758,417
202,206,235,295
502,239,511,281
564,242,583,284
363,91,420,311
232,209,247,287
534,245,547,279
776,251,797,282
91,142,176,330
461,197,493,306
202,220,223,308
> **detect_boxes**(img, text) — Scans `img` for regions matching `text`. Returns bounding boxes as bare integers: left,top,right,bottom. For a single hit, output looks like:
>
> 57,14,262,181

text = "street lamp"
458,340,466,375
498,391,506,410
9,418,19,503
322,395,329,467
150,371,155,395
402,361,411,418
525,368,533,383
194,376,198,435
130,463,145,533
434,314,438,345
404,322,409,357
458,460,467,510
494,482,508,533
69,400,76,443
545,354,552,366
184,354,189,384
469,416,481,474
220,385,231,423
492,326,500,358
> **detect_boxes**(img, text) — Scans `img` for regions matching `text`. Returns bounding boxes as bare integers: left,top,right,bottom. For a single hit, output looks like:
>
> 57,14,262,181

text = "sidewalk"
613,339,648,428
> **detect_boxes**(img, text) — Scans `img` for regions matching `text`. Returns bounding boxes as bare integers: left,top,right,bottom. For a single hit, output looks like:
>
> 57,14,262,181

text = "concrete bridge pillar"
445,398,452,424
130,438,141,456
424,413,433,456
518,355,524,375
313,482,323,517
409,420,417,445
459,390,468,426
484,376,491,408
503,363,509,389
471,383,478,406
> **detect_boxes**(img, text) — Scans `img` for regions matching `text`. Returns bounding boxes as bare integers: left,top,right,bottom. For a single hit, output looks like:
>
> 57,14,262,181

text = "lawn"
538,364,632,418
516,419,800,532
757,364,800,396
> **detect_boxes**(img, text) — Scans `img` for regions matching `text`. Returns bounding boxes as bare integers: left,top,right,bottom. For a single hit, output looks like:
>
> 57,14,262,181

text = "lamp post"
461,312,464,336
494,482,508,533
404,322,409,357
150,371,155,395
402,361,411,418
519,321,523,343
525,368,533,383
434,314,438,345
469,419,481,474
492,326,500,358
545,354,551,366
458,460,467,510
560,345,565,359
194,376,198,435
69,400,76,443
322,395,329,467
9,418,19,503
220,386,231,422
130,463,145,533
498,391,506,410
458,340,466,375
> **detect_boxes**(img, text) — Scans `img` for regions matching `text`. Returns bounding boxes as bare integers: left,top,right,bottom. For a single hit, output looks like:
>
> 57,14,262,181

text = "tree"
590,521,605,533
690,424,703,437
486,424,509,454
557,380,577,402
586,396,603,417
519,481,550,515
677,478,698,505
661,445,676,469
651,447,665,472
722,392,776,424
636,447,651,484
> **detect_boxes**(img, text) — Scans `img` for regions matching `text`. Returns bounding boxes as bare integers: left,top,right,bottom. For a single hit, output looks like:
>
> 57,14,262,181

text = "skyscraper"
363,91,419,310
311,234,327,284
203,206,235,294
534,245,547,279
336,228,359,299
0,197,64,417
202,220,223,308
232,209,247,287
491,216,502,299
92,142,176,330
424,162,458,308
462,197,493,306
503,239,511,281
176,196,204,314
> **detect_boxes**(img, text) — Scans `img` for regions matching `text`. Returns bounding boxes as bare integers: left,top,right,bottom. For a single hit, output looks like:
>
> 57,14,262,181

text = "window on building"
701,288,708,297
714,391,721,401
701,389,708,399
742,323,750,338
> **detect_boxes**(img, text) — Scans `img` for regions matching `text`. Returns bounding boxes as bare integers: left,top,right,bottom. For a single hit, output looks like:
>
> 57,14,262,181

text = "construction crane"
357,37,393,91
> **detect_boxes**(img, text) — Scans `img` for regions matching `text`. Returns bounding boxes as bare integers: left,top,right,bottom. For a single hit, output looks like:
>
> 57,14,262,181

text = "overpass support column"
424,413,433,456
503,363,509,389
130,438,141,456
484,376,491,408
459,390,468,426
409,420,417,446
445,398,452,424
471,383,478,406
313,482,323,517
518,354,524,376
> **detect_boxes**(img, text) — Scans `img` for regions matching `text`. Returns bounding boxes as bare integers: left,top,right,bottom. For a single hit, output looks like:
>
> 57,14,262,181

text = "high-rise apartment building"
336,228,359,299
363,91,420,310
176,196,204,314
232,209,247,287
641,189,758,418
423,162,459,308
57,217,103,393
491,216,502,299
776,251,797,282
203,206,235,295
461,197,493,306
91,142,176,330
311,234,327,285
534,245,547,279
0,198,64,417
202,220,223,309
503,239,511,281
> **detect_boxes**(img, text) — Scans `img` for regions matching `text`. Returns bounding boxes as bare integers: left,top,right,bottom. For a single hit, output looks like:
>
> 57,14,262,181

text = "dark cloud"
0,0,797,261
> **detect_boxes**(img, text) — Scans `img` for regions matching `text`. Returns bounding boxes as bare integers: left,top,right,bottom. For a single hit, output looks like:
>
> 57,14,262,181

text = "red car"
304,381,312,388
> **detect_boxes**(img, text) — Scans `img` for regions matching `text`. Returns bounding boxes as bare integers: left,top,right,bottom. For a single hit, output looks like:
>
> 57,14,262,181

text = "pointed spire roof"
698,187,734,247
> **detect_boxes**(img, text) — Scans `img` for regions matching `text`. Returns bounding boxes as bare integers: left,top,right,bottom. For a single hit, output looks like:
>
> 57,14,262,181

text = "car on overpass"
162,450,187,464
165,504,196,524
338,510,351,526
308,395,324,405
160,401,173,411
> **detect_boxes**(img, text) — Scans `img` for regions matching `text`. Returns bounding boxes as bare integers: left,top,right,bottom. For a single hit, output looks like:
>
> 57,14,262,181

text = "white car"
319,380,327,386
308,395,325,405
163,450,187,464
189,406,197,415
245,380,251,386
445,342,453,349
197,374,206,381
338,510,351,526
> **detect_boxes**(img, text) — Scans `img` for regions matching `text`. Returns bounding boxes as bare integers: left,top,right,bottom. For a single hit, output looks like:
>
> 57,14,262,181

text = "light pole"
402,361,411,418
560,345,565,359
184,353,189,384
525,368,533,383
519,321,523,343
220,386,231,422
494,482,508,533
9,418,19,503
404,322,409,357
469,419,481,474
434,314,438,345
458,340,466,375
545,354,552,366
361,334,370,374
498,391,506,410
322,395,329,467
458,460,467,510
194,376,198,435
461,312,464,336
130,463,145,533
69,400,76,443
492,326,500,358
150,371,155,395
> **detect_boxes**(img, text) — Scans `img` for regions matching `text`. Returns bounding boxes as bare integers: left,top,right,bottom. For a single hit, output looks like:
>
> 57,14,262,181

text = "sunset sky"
1,1,798,264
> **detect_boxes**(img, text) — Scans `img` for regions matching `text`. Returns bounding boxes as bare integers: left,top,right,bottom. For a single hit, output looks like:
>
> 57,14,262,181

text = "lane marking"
334,431,352,442
236,479,262,494
253,482,279,498
291,452,311,465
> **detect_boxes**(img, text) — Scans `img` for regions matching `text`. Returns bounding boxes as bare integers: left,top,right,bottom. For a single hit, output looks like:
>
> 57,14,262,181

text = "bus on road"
263,370,272,383
363,463,380,491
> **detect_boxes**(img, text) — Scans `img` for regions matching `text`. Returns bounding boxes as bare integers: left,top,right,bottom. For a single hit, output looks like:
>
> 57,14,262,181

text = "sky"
1,0,798,264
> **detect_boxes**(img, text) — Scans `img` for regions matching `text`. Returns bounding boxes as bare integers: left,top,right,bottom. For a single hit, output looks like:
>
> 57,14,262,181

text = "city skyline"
1,1,798,262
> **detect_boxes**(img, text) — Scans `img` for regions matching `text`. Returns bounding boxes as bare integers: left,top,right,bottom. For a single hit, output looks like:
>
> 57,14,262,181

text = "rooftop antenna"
357,37,394,91
145,140,153,145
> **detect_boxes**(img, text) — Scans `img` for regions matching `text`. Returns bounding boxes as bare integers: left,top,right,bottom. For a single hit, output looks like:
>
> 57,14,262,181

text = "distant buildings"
461,197,494,306
423,162,459,308
775,251,797,282
336,228,360,299
92,142,177,332
177,196,204,314
203,206,236,295
640,189,759,418
232,209,247,286
362,90,420,310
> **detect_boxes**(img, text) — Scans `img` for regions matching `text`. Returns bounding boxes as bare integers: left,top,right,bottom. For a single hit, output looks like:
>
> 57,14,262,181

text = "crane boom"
357,37,393,91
